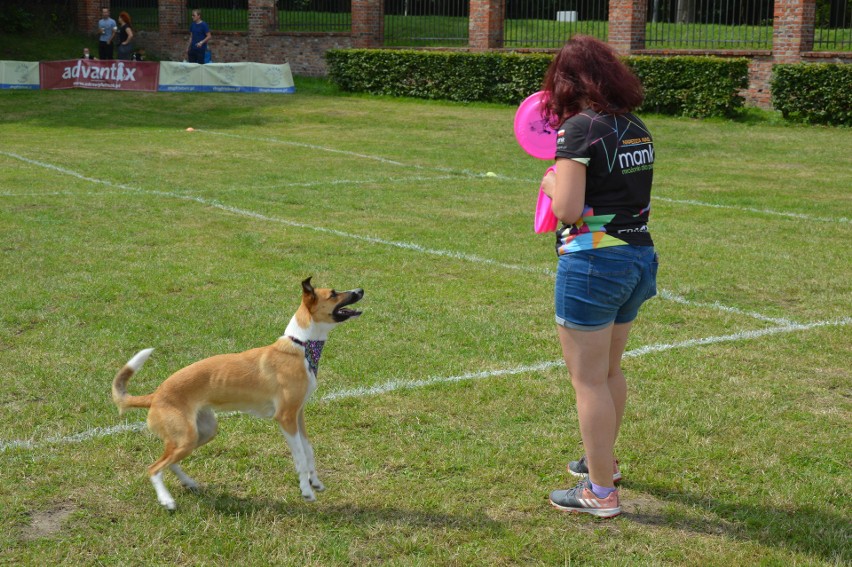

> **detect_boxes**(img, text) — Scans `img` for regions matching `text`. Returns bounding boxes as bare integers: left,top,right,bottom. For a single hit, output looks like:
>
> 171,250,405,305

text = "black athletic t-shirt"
553,109,654,254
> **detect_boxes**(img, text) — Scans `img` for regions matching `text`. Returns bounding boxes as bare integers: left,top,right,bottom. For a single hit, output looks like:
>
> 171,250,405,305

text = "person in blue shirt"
187,9,212,64
97,7,117,60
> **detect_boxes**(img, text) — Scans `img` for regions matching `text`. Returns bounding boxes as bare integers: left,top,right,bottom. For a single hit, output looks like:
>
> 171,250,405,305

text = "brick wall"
136,28,351,76
609,0,852,108
128,0,351,75
75,0,851,106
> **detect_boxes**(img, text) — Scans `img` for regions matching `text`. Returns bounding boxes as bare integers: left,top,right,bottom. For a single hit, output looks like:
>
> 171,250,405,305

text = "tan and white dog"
112,277,363,510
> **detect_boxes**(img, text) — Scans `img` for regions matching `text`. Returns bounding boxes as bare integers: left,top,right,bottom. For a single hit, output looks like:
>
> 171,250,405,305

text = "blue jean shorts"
555,245,658,331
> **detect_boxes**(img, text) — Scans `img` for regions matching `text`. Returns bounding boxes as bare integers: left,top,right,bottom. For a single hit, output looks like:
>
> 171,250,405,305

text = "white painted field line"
0,150,813,326
0,150,551,276
4,149,824,328
654,196,850,225
0,422,150,451
196,129,477,177
3,144,845,230
321,316,851,401
2,316,848,453
658,289,796,326
0,190,129,198
248,174,464,191
189,130,850,226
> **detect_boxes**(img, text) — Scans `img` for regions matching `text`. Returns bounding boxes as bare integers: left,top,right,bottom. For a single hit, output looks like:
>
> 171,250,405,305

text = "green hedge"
771,63,852,127
627,55,748,118
326,49,749,118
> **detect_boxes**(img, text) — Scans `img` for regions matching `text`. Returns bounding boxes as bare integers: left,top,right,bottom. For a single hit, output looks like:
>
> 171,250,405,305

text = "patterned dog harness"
287,336,325,376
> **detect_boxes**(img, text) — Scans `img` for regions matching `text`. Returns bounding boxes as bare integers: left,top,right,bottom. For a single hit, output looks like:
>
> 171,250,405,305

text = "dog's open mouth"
332,290,364,321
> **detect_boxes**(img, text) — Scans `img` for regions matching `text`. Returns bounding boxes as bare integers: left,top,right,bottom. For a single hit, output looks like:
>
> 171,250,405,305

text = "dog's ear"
301,277,316,301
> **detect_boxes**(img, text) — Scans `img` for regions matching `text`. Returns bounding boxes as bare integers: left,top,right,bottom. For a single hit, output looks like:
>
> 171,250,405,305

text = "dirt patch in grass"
20,502,76,541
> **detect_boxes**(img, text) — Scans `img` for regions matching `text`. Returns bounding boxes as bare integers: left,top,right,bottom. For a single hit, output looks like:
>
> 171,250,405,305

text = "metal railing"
183,0,248,32
646,0,773,49
384,0,469,47
278,0,351,32
504,0,609,48
813,0,852,51
111,0,159,31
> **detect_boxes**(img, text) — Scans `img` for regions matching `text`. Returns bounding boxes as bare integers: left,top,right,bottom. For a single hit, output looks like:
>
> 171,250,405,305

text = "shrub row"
326,49,749,118
771,63,852,127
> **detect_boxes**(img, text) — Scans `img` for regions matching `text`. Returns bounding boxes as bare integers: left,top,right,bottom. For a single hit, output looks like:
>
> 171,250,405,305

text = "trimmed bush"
326,49,749,118
771,63,852,127
626,56,749,118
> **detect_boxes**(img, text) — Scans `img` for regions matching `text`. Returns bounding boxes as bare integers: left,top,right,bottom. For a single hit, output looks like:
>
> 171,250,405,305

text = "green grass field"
0,82,850,565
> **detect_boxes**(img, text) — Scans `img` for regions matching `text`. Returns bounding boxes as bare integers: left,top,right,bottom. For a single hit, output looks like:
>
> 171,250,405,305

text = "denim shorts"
555,245,658,331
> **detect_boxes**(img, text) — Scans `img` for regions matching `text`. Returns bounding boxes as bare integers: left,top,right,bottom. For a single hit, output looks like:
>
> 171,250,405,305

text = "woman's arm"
123,27,134,45
541,158,586,224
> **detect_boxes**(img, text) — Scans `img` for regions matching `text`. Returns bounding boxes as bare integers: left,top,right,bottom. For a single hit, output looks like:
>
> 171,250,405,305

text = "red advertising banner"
39,59,159,92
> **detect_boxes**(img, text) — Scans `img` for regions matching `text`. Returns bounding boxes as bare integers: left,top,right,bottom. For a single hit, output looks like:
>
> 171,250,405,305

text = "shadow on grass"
190,484,507,536
623,480,849,564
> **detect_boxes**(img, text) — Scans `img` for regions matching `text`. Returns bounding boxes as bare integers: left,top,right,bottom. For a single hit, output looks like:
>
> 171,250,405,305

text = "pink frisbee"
534,166,559,233
514,91,557,161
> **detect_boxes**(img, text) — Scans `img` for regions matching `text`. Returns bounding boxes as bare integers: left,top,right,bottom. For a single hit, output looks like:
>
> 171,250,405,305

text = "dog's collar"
287,336,325,376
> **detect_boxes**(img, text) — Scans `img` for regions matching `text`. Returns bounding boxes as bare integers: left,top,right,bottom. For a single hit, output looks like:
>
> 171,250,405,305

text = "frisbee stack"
513,91,559,234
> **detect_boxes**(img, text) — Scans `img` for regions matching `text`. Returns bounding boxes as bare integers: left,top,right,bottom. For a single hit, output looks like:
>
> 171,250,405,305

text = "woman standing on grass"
539,35,658,518
116,12,135,61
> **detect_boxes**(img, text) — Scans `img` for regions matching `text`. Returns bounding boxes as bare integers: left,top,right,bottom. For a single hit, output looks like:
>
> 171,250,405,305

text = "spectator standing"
116,12,135,61
97,7,117,60
187,9,211,64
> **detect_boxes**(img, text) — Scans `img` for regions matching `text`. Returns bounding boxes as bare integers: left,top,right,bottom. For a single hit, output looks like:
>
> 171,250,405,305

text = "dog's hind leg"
169,408,217,492
147,407,200,510
149,444,180,511
169,464,199,492
298,409,324,492
276,410,316,501
149,440,198,510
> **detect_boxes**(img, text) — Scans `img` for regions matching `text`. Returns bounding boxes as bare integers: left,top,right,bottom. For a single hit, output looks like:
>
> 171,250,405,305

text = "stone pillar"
248,0,277,62
78,0,105,37
352,0,384,48
469,0,505,50
608,0,647,55
773,0,815,63
159,0,183,35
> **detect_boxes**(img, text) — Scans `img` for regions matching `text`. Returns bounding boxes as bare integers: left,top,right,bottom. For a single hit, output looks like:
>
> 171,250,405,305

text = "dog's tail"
112,348,156,415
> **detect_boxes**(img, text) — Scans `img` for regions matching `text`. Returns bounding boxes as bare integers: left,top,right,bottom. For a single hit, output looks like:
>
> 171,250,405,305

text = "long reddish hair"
542,35,644,126
119,11,132,25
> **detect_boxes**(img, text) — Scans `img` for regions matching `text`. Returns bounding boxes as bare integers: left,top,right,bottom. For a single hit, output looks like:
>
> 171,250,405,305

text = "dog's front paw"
298,472,317,501
309,474,325,492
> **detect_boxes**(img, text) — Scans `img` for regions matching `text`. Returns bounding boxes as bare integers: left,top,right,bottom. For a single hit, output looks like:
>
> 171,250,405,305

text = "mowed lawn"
0,84,849,565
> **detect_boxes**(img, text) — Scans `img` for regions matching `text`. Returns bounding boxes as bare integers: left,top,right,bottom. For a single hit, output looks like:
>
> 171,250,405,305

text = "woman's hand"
550,159,587,224
540,168,556,199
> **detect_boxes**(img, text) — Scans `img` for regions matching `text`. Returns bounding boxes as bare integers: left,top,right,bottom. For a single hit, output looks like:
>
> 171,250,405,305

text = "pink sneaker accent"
549,479,622,518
